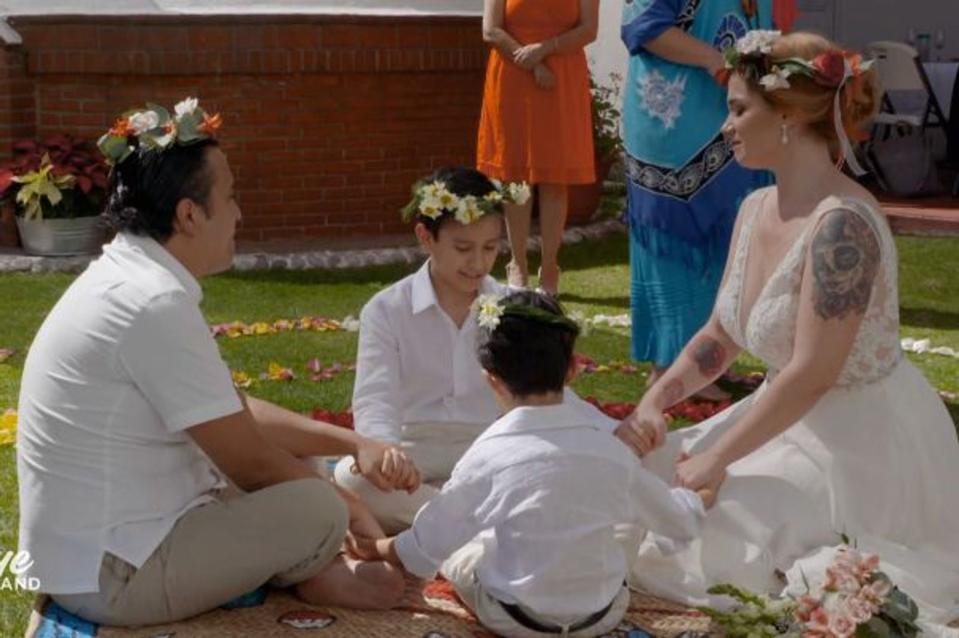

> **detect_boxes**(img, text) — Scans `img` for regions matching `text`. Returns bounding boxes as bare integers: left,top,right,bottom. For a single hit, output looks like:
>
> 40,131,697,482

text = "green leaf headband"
475,294,580,335
401,178,531,225
97,97,223,166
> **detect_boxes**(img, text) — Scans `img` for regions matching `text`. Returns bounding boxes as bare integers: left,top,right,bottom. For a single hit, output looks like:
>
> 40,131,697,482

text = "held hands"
615,404,667,458
533,64,556,89
344,530,402,568
513,42,549,70
352,439,421,493
675,450,726,495
345,532,385,561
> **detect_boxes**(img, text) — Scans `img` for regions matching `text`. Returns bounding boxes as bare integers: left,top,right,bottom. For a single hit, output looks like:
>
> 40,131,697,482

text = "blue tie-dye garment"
620,0,773,265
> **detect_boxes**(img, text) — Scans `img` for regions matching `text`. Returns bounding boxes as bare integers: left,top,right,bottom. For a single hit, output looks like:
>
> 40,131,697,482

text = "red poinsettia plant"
0,134,109,220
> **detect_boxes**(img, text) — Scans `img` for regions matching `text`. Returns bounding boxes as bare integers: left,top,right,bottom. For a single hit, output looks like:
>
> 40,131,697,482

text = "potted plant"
567,72,623,223
0,135,109,255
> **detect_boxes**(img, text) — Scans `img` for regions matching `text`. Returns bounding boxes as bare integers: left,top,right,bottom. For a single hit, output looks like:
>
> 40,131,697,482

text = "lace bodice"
716,188,902,388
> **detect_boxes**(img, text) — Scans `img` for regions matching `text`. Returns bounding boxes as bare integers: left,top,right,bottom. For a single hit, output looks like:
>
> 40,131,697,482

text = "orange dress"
477,0,595,185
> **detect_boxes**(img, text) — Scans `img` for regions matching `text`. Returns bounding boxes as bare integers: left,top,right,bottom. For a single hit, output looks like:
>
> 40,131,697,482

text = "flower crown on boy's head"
97,97,223,166
401,176,531,225
718,30,875,176
474,293,580,335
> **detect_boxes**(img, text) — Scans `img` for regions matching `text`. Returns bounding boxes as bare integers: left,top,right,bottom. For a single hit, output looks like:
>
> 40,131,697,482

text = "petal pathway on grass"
210,316,359,339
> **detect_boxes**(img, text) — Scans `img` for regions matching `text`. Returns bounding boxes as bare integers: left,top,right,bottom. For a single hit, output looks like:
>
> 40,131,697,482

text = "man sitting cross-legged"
16,99,420,626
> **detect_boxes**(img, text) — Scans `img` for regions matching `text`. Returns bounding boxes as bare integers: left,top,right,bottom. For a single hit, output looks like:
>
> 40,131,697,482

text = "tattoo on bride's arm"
661,378,684,407
692,338,726,377
810,210,880,320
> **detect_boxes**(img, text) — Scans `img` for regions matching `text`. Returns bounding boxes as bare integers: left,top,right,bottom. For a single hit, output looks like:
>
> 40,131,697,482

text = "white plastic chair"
866,40,949,131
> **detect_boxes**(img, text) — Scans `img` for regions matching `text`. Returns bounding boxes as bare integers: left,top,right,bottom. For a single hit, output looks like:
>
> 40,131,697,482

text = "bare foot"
537,264,560,296
295,554,405,610
693,382,730,402
506,260,528,289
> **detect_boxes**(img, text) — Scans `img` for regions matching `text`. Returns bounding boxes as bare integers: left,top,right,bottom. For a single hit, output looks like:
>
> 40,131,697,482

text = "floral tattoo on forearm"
692,337,727,377
811,210,880,320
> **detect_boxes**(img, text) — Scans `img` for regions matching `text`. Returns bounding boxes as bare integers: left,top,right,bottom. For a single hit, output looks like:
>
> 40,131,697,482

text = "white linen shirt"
395,403,705,618
351,260,505,443
17,232,243,594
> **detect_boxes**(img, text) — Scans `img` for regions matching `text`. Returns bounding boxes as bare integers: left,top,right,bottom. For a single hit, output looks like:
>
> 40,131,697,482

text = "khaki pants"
52,477,348,626
442,539,630,638
333,421,487,534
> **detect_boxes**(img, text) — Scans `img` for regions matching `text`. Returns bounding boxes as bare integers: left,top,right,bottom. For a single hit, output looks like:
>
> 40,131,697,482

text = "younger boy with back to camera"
350,290,723,637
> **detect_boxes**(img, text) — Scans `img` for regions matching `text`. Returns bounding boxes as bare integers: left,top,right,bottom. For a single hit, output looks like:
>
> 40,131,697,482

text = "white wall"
587,0,628,88
0,0,483,16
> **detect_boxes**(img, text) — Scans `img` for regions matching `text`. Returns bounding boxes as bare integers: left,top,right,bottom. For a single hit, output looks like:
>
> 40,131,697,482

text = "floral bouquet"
701,545,919,638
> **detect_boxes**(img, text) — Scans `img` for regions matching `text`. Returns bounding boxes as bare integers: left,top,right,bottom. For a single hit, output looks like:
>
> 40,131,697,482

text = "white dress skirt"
629,191,959,634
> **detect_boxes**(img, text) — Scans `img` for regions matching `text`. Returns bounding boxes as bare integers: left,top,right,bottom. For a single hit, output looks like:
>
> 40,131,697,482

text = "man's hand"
345,534,402,568
352,439,421,493
615,405,667,458
345,531,382,561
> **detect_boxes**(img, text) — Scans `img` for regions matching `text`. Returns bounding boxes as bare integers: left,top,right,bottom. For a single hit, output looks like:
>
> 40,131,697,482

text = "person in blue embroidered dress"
621,0,775,399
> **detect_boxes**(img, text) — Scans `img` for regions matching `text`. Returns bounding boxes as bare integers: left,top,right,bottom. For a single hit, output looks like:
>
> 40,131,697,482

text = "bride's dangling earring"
780,123,790,145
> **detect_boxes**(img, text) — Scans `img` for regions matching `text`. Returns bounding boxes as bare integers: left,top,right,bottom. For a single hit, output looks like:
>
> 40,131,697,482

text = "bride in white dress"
614,31,959,632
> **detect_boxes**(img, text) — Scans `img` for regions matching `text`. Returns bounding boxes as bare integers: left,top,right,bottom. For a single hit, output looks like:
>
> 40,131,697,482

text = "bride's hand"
675,450,725,492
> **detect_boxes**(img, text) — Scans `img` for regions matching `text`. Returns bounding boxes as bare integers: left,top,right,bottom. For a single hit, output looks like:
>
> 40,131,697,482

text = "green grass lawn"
0,231,957,633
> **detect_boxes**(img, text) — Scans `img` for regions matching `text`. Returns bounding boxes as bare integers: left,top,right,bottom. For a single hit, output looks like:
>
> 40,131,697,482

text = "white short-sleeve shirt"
17,232,243,594
395,403,705,618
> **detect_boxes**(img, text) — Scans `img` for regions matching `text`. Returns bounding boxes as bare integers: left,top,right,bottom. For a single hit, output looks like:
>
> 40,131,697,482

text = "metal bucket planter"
15,215,105,256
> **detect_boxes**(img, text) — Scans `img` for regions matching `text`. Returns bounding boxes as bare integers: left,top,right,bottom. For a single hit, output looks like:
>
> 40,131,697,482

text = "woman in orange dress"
479,0,599,295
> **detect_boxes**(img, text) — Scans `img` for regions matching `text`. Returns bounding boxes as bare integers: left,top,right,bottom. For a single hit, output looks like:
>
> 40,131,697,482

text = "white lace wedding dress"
631,189,959,632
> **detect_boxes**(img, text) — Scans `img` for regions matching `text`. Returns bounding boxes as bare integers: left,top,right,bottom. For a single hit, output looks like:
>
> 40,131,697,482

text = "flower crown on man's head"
97,97,223,166
401,177,531,226
474,293,580,334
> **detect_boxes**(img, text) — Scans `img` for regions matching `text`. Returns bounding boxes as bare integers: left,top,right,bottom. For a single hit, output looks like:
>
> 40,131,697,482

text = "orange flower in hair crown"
97,97,223,166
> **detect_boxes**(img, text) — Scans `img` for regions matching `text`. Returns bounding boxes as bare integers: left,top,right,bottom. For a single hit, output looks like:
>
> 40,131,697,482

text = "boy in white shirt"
333,167,530,532
350,290,722,637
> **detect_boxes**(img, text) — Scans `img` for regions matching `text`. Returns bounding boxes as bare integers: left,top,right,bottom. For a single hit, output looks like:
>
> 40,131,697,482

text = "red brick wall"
5,15,488,240
0,45,35,153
